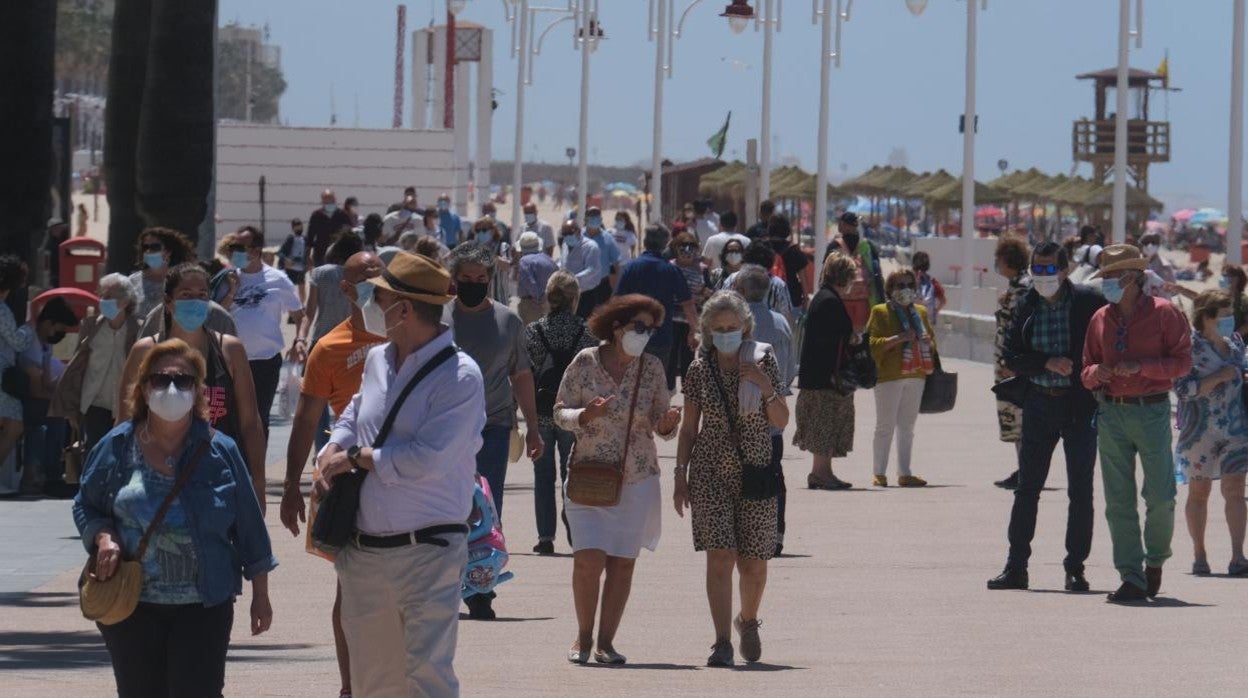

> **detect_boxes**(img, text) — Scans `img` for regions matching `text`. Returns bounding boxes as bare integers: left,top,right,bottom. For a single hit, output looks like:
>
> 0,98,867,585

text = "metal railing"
1072,119,1170,162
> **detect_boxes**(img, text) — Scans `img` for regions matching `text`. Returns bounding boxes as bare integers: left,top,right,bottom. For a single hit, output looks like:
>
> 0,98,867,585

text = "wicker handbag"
79,439,210,626
566,352,645,507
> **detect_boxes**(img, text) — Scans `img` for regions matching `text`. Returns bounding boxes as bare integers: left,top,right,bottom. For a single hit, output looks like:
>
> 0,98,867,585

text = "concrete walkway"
2,358,1245,696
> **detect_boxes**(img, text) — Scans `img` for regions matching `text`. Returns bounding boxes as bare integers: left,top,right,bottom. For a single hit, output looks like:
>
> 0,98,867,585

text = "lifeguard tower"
1071,67,1171,192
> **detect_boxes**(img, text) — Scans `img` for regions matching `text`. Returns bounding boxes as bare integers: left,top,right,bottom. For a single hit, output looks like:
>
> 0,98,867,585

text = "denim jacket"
72,419,277,607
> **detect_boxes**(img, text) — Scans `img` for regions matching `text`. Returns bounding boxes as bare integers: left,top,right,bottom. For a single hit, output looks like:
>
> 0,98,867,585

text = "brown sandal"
807,473,852,490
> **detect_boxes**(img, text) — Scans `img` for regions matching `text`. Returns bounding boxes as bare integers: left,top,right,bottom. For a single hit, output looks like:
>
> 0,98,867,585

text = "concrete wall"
215,123,461,238
913,236,1005,363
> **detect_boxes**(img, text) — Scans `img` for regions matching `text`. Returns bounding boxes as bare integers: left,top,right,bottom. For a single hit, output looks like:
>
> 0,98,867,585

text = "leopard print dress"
683,348,784,560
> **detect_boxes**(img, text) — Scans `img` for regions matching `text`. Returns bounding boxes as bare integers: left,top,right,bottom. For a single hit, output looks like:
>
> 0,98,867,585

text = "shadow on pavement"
584,662,700,671
1145,597,1213,608
0,629,109,670
457,614,556,623
734,662,804,672
0,591,79,608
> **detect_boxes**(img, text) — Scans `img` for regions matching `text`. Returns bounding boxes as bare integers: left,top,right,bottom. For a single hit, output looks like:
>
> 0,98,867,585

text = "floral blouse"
554,347,675,485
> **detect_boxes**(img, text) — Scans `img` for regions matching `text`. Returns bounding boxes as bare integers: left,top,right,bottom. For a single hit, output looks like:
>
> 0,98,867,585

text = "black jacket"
1002,282,1106,404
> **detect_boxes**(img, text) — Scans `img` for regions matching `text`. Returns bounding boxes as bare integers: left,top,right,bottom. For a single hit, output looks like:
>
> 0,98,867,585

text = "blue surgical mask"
323,203,337,214
353,281,375,308
144,252,165,270
712,329,744,354
1220,275,1232,290
99,298,121,320
172,299,210,332
525,213,537,225
231,250,250,269
587,216,602,229
1102,277,1127,304
476,231,493,244
1217,315,1236,337
564,235,580,249
438,201,449,212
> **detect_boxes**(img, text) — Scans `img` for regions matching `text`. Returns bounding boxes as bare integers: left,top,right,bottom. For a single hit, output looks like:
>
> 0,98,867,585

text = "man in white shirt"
522,202,556,255
557,223,603,317
701,210,750,270
693,199,720,248
380,195,422,245
220,226,304,441
318,251,484,698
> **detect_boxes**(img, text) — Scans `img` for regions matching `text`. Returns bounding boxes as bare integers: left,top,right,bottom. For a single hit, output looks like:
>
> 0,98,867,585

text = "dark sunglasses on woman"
147,373,196,391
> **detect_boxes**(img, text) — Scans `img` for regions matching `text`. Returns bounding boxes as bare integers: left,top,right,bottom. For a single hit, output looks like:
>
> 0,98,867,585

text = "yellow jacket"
867,302,937,383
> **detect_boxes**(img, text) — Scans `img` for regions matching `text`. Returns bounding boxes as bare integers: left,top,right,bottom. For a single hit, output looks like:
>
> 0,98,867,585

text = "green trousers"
1097,401,1176,589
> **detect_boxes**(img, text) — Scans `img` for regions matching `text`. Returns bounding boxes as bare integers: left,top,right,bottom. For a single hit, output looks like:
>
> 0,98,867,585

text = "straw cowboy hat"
367,251,456,304
1091,244,1150,278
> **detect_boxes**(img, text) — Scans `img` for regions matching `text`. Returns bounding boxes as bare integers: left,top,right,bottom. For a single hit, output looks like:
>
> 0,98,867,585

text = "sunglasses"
142,242,164,253
624,321,657,335
227,244,247,254
1031,263,1061,276
677,244,698,253
147,372,196,391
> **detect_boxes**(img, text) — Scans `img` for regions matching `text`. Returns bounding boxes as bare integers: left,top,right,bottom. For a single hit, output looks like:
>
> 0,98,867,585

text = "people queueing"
732,265,796,556
118,263,268,511
523,201,557,256
74,338,275,697
581,206,621,316
615,224,699,379
611,211,638,265
525,271,599,554
554,294,680,664
0,255,34,494
516,231,558,326
280,251,386,698
18,297,77,496
559,220,605,319
1081,244,1192,603
796,252,861,491
381,195,422,246
987,241,1106,593
833,212,884,335
316,251,483,697
991,236,1033,490
668,230,712,391
218,226,304,442
436,192,463,248
444,242,544,620
702,211,749,272
277,217,310,304
867,269,935,488
308,189,354,268
675,291,788,667
1171,290,1248,576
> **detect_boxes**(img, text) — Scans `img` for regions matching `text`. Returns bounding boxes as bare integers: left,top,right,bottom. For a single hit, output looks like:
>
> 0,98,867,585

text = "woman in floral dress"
1173,290,1248,576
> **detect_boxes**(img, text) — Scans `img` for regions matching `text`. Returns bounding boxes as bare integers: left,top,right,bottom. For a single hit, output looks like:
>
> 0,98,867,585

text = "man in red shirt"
1082,244,1193,603
279,251,386,698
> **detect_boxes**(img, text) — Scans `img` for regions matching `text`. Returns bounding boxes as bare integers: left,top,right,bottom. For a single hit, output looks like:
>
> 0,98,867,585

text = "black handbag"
709,352,783,501
920,349,958,414
991,375,1029,408
833,335,878,396
311,345,458,553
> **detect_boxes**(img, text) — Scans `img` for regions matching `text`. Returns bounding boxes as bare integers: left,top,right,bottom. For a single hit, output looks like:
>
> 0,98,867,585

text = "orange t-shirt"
302,319,386,415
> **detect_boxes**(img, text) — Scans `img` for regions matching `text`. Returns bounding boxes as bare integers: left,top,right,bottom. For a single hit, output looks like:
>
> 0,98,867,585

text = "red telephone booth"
30,288,99,332
58,238,107,294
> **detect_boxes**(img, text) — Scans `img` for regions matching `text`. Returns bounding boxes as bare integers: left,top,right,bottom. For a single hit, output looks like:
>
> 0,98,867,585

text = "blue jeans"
533,423,574,542
22,398,66,486
476,424,512,519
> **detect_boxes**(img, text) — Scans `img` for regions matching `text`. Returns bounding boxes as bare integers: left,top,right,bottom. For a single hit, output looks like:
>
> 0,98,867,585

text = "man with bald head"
279,251,386,698
308,188,354,266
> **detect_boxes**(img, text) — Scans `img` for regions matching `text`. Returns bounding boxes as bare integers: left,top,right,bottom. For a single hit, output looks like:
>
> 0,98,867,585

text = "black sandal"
807,474,852,490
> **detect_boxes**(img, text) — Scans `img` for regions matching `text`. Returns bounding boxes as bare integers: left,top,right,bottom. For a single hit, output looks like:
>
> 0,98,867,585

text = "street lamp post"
1111,0,1143,245
509,0,529,237
760,0,776,200
813,0,850,266
1230,0,1245,263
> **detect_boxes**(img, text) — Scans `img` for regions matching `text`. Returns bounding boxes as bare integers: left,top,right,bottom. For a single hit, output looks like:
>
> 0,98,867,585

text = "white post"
454,61,471,215
814,0,832,265
760,0,774,201
511,1,529,236
1111,0,1130,246
745,138,759,223
651,0,667,229
577,3,591,222
413,29,430,129
959,0,978,313
1230,0,1245,264
476,29,494,202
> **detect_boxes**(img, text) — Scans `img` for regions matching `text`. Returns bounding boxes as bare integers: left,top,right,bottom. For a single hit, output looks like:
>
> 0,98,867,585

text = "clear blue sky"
219,0,1242,212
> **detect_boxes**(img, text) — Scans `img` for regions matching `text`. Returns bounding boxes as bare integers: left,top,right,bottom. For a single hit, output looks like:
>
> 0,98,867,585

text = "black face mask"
843,234,860,250
48,331,66,345
457,280,489,308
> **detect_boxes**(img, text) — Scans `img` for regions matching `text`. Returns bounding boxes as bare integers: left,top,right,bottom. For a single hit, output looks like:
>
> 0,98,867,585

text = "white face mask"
620,330,651,357
892,289,915,306
362,297,399,337
147,384,194,422
1143,244,1159,257
1032,275,1062,298
725,252,743,266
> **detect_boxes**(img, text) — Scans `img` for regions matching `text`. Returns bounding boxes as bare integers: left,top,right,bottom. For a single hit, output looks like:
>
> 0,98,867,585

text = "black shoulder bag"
312,345,458,553
708,353,783,501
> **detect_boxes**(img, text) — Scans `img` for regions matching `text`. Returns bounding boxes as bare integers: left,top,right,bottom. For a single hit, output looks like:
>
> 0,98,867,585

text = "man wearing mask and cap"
280,251,385,698
516,231,557,325
444,242,544,620
436,192,463,249
834,211,884,334
523,202,556,256
307,189,353,267
987,241,1106,594
1082,244,1192,603
582,206,621,313
317,250,484,696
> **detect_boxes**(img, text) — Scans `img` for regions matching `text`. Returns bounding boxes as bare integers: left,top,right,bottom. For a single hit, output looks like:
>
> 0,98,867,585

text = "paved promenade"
2,357,1246,696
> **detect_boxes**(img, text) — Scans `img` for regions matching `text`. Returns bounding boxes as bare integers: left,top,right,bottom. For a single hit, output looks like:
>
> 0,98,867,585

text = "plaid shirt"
1029,288,1072,388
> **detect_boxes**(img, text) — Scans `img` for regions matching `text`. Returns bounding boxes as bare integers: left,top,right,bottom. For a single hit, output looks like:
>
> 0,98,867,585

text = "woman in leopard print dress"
675,291,789,667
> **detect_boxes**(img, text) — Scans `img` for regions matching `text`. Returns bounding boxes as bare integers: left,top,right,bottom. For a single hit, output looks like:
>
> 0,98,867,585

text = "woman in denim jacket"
73,338,276,697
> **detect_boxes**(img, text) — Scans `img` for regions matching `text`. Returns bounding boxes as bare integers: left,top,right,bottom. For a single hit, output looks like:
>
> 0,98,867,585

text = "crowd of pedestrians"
3,185,1234,696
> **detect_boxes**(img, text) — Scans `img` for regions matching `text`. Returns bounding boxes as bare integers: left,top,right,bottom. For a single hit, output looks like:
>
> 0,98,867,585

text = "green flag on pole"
706,111,731,159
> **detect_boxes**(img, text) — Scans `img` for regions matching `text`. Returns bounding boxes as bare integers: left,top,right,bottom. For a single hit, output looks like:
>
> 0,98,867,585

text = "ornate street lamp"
720,0,754,34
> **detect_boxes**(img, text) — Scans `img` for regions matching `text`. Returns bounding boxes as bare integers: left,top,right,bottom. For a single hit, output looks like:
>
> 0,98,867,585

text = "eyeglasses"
1115,323,1128,353
227,244,247,254
142,242,163,253
1031,263,1061,276
677,244,698,253
624,321,657,335
147,372,196,391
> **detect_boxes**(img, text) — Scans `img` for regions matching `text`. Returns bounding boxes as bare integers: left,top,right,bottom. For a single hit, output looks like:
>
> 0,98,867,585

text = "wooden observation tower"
1071,66,1171,192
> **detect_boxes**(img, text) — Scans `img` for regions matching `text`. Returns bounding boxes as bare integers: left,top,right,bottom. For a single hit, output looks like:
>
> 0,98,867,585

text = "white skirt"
564,475,662,559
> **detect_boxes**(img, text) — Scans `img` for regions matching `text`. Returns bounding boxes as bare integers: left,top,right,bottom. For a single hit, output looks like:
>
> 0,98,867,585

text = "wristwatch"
347,445,362,469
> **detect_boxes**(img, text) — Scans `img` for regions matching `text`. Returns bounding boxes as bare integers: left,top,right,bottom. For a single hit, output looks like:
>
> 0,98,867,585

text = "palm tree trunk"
104,0,152,274
134,0,215,242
